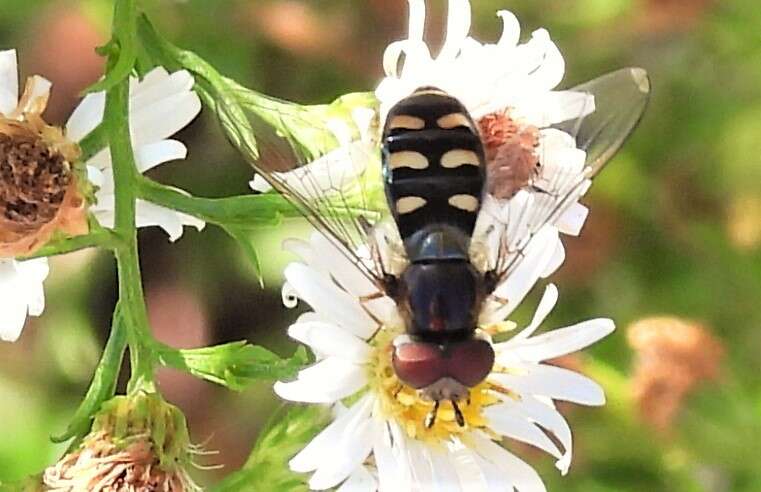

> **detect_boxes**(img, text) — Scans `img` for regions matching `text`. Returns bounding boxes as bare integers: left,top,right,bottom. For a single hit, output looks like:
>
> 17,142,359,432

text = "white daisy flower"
275,232,614,491
67,66,205,241
0,48,203,341
376,0,592,125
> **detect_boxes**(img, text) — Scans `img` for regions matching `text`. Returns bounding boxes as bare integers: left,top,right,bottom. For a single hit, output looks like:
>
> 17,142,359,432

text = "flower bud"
43,393,201,492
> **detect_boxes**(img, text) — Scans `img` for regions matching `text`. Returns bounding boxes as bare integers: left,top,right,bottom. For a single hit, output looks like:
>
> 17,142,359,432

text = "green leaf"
155,342,308,391
52,303,128,443
224,226,264,286
213,405,331,492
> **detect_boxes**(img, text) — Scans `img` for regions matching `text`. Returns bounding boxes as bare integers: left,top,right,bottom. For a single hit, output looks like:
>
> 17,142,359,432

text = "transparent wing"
475,67,650,295
554,67,651,177
215,86,393,286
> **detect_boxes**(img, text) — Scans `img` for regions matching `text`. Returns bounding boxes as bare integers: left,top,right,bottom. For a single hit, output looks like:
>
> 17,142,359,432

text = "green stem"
20,228,119,260
55,309,128,445
105,9,156,393
136,176,297,227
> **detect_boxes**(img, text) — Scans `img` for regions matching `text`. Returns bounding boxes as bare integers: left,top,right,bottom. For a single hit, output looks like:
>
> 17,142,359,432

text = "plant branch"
105,0,156,394
20,228,119,260
136,176,298,227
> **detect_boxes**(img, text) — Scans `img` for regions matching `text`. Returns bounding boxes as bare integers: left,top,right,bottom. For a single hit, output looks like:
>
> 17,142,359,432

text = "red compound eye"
392,341,447,389
446,339,495,387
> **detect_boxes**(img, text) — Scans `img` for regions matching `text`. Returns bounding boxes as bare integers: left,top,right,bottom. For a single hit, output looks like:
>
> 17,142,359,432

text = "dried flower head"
44,393,202,492
628,316,724,431
478,110,540,199
0,75,87,257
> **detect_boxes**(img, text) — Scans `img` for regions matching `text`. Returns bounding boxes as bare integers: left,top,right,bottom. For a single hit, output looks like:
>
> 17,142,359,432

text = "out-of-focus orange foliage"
26,4,104,123
627,316,724,432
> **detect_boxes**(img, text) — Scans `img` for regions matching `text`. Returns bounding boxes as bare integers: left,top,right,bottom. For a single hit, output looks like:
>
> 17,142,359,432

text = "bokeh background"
1,0,761,490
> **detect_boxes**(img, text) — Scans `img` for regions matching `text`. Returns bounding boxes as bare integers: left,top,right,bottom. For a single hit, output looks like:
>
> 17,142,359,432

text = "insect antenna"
451,400,465,427
425,400,440,429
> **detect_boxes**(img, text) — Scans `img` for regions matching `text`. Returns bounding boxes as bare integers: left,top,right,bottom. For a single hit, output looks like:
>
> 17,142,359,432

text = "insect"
220,68,650,428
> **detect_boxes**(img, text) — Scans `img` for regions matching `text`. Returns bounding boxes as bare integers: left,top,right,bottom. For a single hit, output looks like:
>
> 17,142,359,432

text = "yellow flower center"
368,328,514,445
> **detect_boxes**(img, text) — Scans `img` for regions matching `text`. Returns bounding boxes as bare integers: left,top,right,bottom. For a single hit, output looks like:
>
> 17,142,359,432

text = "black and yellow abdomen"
381,87,486,262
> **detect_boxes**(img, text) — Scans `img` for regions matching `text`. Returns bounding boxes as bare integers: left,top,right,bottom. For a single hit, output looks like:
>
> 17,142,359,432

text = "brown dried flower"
0,76,87,257
477,110,540,199
43,394,202,492
628,316,724,432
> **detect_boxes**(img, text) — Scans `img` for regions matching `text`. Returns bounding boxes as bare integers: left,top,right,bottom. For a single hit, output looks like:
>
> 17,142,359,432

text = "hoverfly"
220,68,649,427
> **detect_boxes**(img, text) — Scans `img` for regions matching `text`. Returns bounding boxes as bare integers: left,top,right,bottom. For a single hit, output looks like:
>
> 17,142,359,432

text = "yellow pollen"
368,329,503,445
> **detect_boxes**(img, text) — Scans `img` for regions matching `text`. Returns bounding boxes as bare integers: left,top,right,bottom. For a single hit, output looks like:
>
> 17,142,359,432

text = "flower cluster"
1,0,631,490
0,50,202,342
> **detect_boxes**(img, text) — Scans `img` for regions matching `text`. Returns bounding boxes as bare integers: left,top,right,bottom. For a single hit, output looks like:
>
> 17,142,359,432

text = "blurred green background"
1,0,760,490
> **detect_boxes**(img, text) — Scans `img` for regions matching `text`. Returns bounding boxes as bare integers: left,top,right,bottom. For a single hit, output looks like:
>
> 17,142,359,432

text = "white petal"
556,202,588,236
290,394,374,473
511,396,574,475
18,76,52,114
0,258,48,342
0,294,27,342
438,0,471,61
407,0,426,41
134,139,187,173
404,439,436,488
496,11,521,48
470,432,546,492
129,68,194,111
482,226,560,324
86,165,105,188
282,282,299,308
307,233,400,326
304,396,376,490
426,447,462,492
551,90,596,125
86,147,112,171
130,85,201,146
490,363,606,405
0,49,18,115
249,174,273,193
523,29,565,92
284,263,377,339
374,421,412,492
512,283,559,341
483,404,563,460
540,238,565,279
275,357,367,404
505,318,615,362
135,199,204,241
288,321,371,362
449,444,490,492
66,91,106,142
337,466,376,492
17,259,49,317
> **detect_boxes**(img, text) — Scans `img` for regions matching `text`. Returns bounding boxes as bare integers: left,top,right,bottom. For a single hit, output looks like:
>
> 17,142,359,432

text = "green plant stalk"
54,308,128,445
20,228,118,260
105,1,156,394
136,176,297,227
